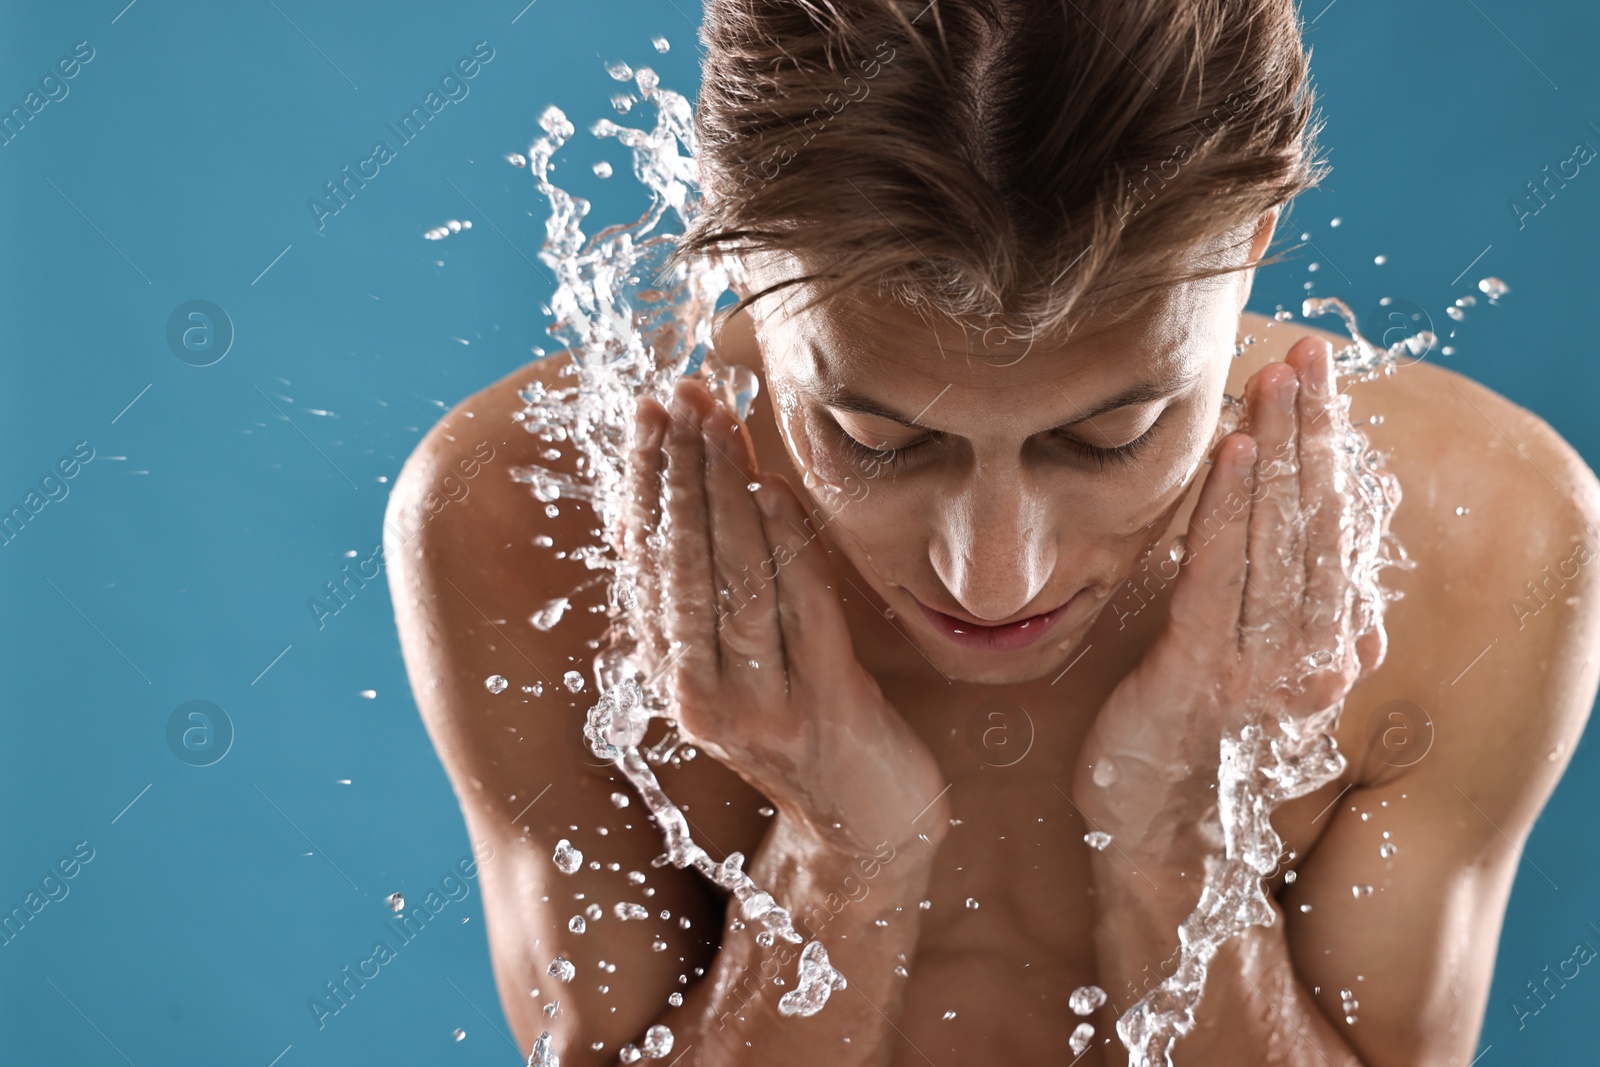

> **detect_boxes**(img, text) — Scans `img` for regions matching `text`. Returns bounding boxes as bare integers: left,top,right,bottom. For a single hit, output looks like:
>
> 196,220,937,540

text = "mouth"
909,591,1080,654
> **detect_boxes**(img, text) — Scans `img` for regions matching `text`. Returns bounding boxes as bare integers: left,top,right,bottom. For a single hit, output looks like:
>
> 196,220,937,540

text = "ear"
1235,206,1281,314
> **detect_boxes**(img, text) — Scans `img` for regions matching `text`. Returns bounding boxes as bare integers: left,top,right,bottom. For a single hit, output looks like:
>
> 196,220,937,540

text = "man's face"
745,234,1264,686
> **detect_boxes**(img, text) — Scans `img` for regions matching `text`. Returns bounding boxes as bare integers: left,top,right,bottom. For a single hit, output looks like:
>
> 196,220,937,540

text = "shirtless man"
385,2,1600,1064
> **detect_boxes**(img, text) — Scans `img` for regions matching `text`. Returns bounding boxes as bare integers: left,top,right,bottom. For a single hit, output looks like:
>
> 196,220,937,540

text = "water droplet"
544,504,560,518
485,674,508,694
965,897,980,909
1300,903,1313,912
605,60,634,81
527,1031,559,1066
452,1028,466,1042
1373,255,1387,265
611,792,631,808
533,534,554,548
386,892,405,912
1446,306,1465,321
563,670,585,692
643,1024,675,1058
1070,1021,1095,1054
507,152,527,168
919,900,932,910
1069,984,1107,1015
652,35,670,53
1478,276,1509,301
359,689,377,699
652,937,668,952
585,903,603,921
757,805,775,817
1379,843,1398,858
547,956,576,983
593,160,614,179
627,870,646,885
552,839,582,875
1329,216,1342,227
1283,870,1297,884
1341,988,1360,1024
1455,506,1470,516
568,915,586,934
1084,830,1113,851
615,902,649,921
530,597,571,631
619,1044,641,1063
1274,308,1294,322
611,93,635,114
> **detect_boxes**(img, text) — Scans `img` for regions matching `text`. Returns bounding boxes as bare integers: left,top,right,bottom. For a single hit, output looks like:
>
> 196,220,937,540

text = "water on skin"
503,64,1439,1063
508,67,846,1040
1113,298,1417,1065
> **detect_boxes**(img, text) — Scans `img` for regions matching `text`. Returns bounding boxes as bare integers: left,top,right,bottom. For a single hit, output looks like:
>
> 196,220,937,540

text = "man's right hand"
621,377,950,857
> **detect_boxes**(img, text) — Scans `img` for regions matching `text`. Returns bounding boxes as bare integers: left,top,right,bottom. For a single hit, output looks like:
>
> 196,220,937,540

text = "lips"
910,592,1078,653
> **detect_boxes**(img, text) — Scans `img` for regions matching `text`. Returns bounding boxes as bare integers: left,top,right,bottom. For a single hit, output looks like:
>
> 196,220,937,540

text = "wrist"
758,809,938,895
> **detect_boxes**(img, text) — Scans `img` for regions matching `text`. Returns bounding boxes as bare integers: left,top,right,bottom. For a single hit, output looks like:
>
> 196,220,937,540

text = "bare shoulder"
1289,324,1600,809
385,352,727,1054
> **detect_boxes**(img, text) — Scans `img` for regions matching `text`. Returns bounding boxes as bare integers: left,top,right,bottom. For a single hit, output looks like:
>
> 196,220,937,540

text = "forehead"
752,274,1230,422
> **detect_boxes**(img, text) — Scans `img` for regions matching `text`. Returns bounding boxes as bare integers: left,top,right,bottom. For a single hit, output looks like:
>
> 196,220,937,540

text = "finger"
1240,362,1306,657
701,400,785,679
1166,433,1257,662
621,398,668,643
751,472,856,675
1286,337,1354,673
661,379,720,679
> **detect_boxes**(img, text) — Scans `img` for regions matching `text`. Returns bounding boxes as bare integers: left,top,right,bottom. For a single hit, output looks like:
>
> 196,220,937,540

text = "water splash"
506,59,1434,1062
509,65,844,1043
1114,294,1421,1065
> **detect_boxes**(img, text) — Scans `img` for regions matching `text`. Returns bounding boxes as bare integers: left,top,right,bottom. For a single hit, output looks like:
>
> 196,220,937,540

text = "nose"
927,471,1056,622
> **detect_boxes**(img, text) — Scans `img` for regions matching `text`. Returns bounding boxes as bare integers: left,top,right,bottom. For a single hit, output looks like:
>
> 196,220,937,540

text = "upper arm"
385,358,722,1059
1281,371,1600,1066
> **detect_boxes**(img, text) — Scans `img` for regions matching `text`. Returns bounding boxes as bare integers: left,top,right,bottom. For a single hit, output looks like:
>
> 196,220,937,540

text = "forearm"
668,813,941,1066
1089,862,1364,1067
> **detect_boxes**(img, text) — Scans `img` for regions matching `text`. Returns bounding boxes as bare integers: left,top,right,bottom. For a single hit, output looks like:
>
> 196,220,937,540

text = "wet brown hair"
683,0,1326,335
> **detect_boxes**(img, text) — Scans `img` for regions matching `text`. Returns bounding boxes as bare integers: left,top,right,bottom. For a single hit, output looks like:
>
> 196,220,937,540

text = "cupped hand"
618,377,949,856
1071,337,1397,853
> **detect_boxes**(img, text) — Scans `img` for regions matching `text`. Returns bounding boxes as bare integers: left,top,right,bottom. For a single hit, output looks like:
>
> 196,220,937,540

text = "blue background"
0,0,1594,1063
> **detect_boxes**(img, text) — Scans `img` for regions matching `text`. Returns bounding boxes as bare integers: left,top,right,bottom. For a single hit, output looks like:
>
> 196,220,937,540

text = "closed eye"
826,411,1167,472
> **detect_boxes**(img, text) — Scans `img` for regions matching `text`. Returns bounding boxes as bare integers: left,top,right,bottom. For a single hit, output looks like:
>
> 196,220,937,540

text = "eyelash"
828,415,1164,472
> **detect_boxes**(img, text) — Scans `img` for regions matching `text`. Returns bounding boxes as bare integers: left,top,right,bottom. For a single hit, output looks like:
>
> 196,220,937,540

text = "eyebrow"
811,369,1202,433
